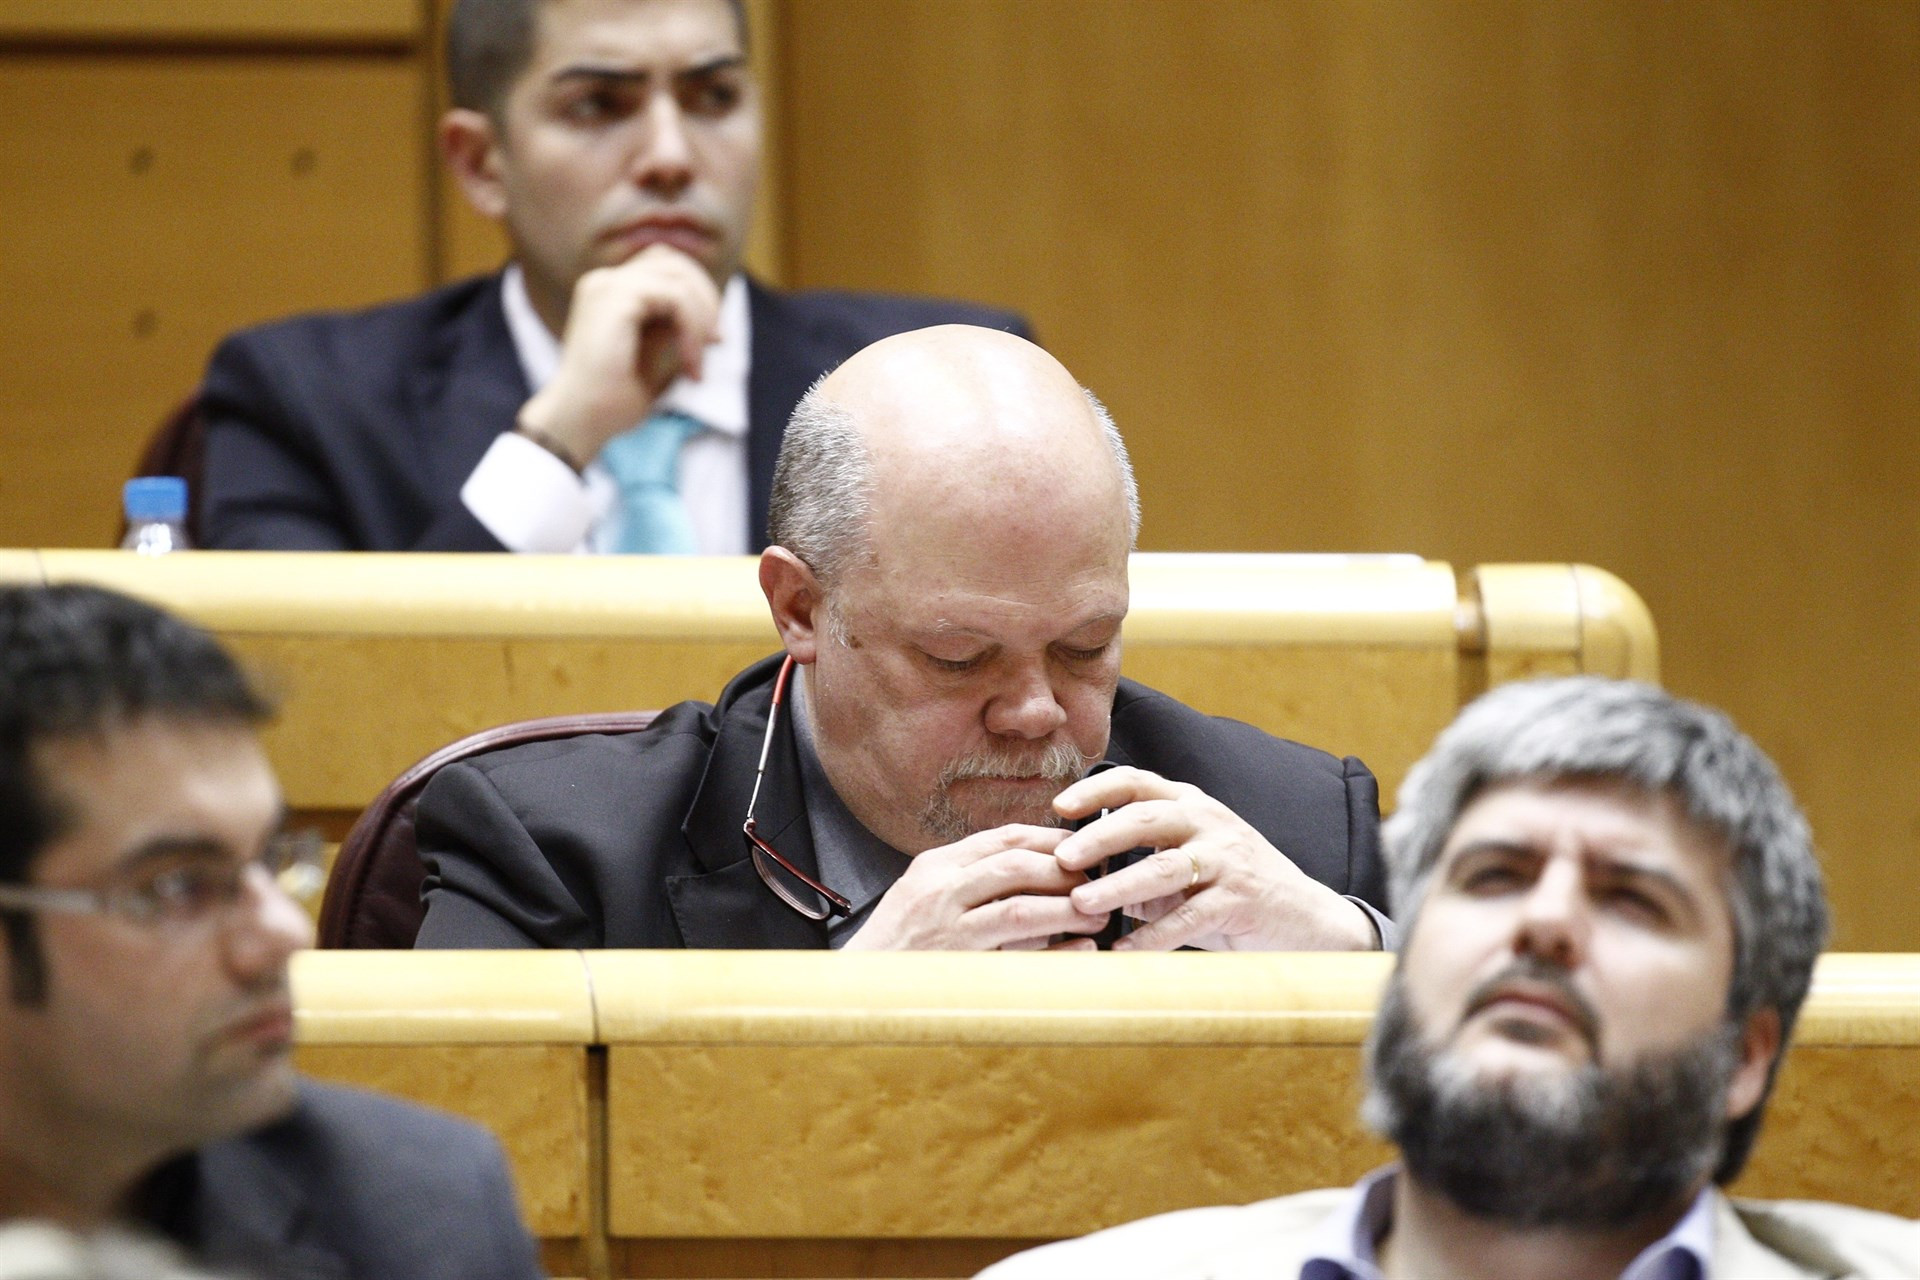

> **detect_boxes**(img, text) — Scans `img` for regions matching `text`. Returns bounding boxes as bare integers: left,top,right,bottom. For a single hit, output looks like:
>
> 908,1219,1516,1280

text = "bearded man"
980,677,1920,1278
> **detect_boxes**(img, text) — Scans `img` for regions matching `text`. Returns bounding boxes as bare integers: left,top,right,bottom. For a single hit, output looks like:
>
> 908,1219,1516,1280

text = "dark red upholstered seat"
316,711,659,948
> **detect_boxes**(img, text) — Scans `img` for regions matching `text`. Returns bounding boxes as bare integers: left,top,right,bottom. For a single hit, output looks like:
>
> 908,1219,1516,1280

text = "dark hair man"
416,326,1390,951
195,0,1029,555
0,585,542,1280
980,677,1920,1279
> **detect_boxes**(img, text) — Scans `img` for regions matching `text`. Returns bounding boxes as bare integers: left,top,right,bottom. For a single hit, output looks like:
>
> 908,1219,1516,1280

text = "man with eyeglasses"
417,325,1391,951
0,584,542,1279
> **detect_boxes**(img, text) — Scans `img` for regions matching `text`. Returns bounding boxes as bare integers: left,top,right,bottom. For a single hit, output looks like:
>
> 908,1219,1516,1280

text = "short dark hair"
1383,676,1829,1183
0,584,270,1002
447,0,750,118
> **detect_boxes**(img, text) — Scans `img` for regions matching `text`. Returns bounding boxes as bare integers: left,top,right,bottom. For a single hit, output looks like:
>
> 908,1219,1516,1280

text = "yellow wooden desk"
290,950,600,1279
585,950,1389,1279
573,950,1916,1280
282,950,1919,1280
0,552,1656,835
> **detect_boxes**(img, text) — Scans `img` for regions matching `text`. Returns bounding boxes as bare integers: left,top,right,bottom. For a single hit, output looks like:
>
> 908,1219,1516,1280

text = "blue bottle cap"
123,476,188,523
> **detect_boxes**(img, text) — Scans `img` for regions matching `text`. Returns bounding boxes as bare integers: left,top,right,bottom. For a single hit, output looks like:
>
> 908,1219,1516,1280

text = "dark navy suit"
136,1081,542,1280
199,275,1030,551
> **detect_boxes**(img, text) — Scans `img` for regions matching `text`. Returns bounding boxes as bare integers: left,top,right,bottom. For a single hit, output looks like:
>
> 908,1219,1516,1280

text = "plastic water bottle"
120,477,191,555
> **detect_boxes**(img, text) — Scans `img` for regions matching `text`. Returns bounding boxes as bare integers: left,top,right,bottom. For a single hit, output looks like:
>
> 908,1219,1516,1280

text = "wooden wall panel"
0,1,416,42
781,0,1920,949
0,49,430,548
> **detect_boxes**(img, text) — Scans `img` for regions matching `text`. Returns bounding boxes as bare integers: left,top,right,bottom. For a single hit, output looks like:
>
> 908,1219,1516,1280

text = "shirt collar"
1297,1168,1715,1280
1299,1165,1396,1280
1619,1186,1714,1280
499,263,750,438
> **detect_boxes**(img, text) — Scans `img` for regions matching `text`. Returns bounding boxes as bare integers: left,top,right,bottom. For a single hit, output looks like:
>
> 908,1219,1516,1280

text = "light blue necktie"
600,410,703,554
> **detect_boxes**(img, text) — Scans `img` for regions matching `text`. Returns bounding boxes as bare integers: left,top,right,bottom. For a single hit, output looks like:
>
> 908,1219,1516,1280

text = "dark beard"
1361,967,1737,1230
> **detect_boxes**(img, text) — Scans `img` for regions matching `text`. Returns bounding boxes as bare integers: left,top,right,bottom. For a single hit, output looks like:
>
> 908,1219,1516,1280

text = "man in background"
0,584,542,1280
981,677,1919,1278
417,326,1390,951
198,0,1027,553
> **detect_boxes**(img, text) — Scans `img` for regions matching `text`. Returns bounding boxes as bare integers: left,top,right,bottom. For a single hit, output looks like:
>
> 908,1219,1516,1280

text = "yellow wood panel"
607,1236,1029,1280
0,551,42,583
291,949,596,1044
1772,953,1920,1047
34,550,1463,642
587,950,1393,1044
0,1,416,42
0,54,429,549
1120,642,1455,807
244,635,775,809
296,1042,592,1237
780,0,1920,950
595,953,1389,1241
259,952,1920,1265
1735,1046,1920,1218
1573,563,1660,683
21,550,1650,812
607,1042,1387,1239
33,551,777,635
591,951,1920,1241
740,0,783,285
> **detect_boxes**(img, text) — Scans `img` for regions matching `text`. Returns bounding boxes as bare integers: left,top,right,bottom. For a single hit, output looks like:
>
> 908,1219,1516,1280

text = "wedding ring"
1185,850,1202,890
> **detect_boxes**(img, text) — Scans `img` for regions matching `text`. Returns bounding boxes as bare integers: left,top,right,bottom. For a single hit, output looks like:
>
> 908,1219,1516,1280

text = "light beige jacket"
976,1188,1920,1280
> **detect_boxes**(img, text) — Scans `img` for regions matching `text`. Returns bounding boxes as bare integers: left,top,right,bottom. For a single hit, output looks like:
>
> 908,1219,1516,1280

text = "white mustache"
939,739,1092,788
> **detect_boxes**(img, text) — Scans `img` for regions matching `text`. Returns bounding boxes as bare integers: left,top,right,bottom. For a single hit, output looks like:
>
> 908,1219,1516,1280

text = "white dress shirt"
459,264,752,555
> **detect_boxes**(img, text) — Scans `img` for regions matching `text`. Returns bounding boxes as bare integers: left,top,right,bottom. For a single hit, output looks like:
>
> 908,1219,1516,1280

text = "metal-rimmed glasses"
744,655,853,920
0,829,327,929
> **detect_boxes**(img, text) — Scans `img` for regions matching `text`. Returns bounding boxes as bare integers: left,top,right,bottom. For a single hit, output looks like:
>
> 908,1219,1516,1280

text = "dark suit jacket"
199,275,1031,551
414,655,1387,949
134,1081,542,1280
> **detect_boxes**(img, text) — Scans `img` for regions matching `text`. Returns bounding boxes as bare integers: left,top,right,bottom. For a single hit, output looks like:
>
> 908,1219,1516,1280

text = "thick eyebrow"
113,804,290,873
547,54,748,89
114,835,230,873
1589,857,1705,925
1441,840,1706,924
1440,838,1537,872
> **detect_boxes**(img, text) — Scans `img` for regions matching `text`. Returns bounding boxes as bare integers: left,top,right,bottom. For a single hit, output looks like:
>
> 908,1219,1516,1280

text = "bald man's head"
759,325,1139,855
768,326,1138,589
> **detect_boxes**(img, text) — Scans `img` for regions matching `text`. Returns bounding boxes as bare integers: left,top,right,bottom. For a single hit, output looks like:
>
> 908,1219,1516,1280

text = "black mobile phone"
1075,762,1144,949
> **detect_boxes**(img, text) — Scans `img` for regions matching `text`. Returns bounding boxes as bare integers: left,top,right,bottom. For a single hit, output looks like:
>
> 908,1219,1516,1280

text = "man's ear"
1724,1005,1782,1123
439,108,509,221
760,547,824,665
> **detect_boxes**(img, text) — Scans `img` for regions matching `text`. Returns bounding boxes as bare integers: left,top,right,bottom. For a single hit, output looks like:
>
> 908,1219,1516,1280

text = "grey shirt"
790,670,911,945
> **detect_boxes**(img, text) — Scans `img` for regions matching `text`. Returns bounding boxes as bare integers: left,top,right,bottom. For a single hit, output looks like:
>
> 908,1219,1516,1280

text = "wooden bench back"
0,552,1657,832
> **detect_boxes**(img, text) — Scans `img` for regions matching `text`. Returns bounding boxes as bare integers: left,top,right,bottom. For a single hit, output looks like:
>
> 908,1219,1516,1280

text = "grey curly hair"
1382,675,1829,1184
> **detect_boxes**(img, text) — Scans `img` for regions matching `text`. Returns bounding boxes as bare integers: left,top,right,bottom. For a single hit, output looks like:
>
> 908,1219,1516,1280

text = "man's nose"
631,91,694,194
224,865,314,978
1512,857,1590,969
983,662,1070,740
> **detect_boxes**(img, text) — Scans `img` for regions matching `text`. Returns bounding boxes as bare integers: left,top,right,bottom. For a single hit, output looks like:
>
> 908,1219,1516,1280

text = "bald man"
414,327,1390,951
